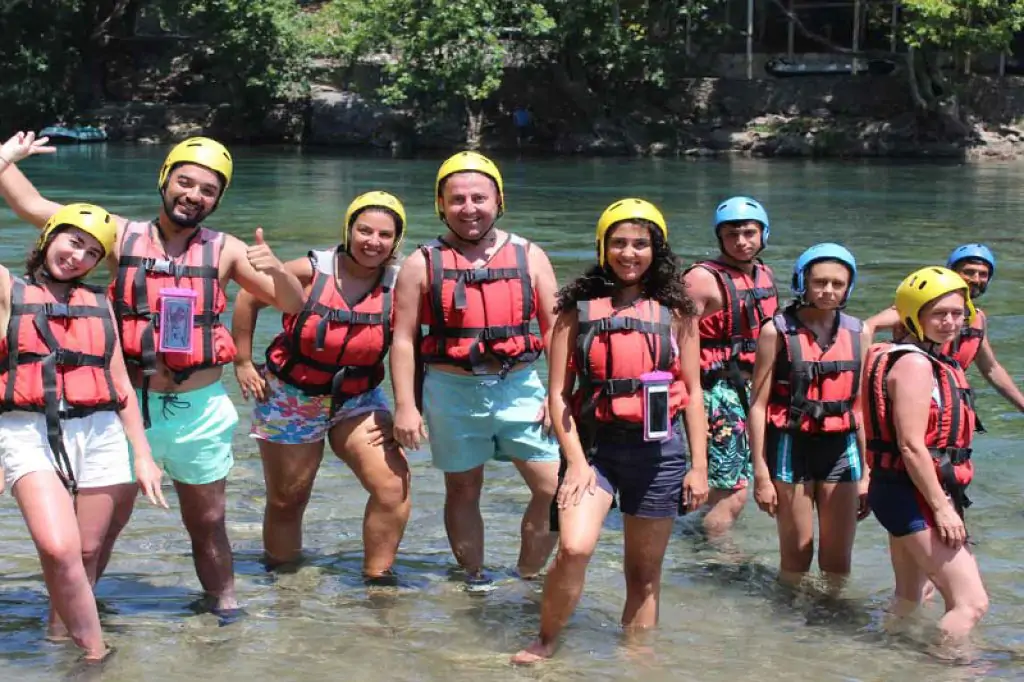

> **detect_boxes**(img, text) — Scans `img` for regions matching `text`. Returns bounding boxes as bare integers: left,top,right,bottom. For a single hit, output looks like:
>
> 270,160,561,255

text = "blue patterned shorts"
250,371,391,444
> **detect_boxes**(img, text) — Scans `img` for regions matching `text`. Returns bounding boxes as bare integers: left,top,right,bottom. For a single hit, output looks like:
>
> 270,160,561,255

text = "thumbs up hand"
246,227,284,275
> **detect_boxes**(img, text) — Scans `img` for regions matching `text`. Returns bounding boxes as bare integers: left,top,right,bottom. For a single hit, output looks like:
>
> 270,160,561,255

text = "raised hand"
0,131,57,165
246,227,284,275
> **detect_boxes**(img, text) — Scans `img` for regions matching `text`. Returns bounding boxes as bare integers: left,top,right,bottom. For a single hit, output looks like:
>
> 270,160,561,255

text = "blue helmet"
792,242,857,304
714,196,770,246
946,243,995,280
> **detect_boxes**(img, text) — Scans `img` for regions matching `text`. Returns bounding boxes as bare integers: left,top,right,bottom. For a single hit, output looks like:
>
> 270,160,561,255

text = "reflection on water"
2,150,1024,680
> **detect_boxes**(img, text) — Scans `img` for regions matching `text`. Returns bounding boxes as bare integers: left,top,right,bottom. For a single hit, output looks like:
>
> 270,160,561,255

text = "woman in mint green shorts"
233,192,410,582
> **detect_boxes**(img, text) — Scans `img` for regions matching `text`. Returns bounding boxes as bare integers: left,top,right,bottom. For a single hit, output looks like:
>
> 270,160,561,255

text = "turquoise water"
1,146,1023,680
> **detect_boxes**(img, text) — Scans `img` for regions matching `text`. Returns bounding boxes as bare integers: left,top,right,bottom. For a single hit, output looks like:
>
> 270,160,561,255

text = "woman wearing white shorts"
0,135,164,663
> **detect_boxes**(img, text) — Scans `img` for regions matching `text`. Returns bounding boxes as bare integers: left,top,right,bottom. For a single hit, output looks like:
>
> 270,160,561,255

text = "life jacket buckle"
52,348,86,366
42,302,71,318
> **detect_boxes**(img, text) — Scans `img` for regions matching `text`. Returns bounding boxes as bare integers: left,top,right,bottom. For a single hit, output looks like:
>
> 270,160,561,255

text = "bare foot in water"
511,640,556,665
46,619,71,642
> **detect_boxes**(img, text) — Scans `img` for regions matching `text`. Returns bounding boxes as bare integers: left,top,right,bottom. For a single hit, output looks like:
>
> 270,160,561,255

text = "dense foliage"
2,0,1022,138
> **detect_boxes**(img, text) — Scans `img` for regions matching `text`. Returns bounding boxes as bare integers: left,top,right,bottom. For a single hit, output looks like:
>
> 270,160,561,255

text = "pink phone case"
158,288,198,354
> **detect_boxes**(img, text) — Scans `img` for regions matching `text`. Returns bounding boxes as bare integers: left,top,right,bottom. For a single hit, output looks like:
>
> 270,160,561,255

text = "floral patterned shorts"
703,376,752,490
250,371,391,444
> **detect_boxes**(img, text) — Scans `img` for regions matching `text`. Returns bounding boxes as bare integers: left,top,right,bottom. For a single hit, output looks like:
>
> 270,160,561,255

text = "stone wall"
83,72,1024,161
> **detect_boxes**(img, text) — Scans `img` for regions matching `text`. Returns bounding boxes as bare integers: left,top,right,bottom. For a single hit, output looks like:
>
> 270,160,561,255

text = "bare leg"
259,439,325,567
14,472,107,659
895,529,989,644
815,481,859,595
328,411,410,577
511,485,613,664
621,515,675,628
49,483,137,638
174,479,237,611
511,458,559,578
443,467,486,576
773,481,815,588
702,487,748,539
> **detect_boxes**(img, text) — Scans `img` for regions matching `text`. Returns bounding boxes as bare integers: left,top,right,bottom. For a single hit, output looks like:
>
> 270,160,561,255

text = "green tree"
354,0,554,148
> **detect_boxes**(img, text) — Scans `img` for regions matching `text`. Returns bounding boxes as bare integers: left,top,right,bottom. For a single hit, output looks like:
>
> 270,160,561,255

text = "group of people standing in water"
0,130,1013,665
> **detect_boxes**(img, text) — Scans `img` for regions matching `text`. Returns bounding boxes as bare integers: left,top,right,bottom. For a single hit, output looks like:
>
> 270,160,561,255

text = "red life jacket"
266,249,396,408
944,308,985,370
419,234,543,374
767,308,862,433
110,220,237,426
571,297,688,425
0,278,128,491
865,343,976,517
694,259,778,376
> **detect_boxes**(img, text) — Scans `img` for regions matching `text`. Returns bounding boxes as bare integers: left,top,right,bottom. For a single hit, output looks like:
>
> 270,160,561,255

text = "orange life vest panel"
865,343,976,516
694,259,778,375
571,298,688,425
944,308,985,370
0,278,127,491
110,220,237,424
419,234,543,373
766,308,862,433
266,249,396,405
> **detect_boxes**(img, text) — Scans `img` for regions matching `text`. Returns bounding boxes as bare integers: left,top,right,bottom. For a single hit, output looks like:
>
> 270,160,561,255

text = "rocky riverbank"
82,74,1024,161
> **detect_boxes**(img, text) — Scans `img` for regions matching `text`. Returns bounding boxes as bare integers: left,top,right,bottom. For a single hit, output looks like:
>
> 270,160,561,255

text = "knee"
266,487,313,520
369,473,409,512
623,568,660,598
184,505,227,537
38,537,83,575
556,540,595,568
445,477,482,505
959,591,989,624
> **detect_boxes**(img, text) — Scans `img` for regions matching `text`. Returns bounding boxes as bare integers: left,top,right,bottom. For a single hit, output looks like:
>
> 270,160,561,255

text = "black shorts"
765,424,862,484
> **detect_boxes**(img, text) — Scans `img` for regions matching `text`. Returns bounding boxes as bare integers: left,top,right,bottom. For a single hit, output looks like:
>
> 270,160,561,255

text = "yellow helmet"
595,198,668,267
342,191,407,255
434,151,504,218
158,137,233,193
895,266,976,342
39,203,117,257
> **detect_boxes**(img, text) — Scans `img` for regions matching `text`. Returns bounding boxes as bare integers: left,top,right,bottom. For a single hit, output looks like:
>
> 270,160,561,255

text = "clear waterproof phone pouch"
640,370,672,442
158,288,197,354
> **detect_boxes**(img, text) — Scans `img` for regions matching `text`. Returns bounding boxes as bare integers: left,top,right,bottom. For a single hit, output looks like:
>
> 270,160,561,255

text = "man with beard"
0,135,305,622
865,244,1024,416
390,152,560,591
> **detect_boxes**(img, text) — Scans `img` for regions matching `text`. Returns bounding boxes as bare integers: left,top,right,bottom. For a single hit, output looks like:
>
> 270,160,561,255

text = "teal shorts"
422,366,559,473
137,381,239,485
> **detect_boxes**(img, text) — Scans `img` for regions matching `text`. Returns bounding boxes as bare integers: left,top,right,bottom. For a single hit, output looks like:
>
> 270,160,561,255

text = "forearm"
748,404,770,478
117,392,154,463
269,269,305,314
550,394,587,466
0,162,58,228
231,290,265,364
984,364,1024,412
901,445,951,511
390,337,420,410
682,394,708,472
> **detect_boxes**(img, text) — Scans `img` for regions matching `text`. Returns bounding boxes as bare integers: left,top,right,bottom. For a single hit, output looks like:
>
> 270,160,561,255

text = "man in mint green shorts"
0,136,305,620
391,151,560,589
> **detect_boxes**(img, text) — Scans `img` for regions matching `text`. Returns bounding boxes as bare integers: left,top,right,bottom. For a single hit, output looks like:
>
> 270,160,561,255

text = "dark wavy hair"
556,219,696,316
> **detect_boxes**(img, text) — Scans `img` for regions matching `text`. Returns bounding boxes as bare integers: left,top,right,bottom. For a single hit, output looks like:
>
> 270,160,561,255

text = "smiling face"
918,290,967,344
804,260,851,310
161,163,224,228
438,172,500,242
43,227,105,281
953,258,991,298
717,220,763,262
604,221,654,284
347,208,399,269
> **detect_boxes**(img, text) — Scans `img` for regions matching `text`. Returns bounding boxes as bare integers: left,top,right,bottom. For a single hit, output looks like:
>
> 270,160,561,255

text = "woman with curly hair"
512,198,708,664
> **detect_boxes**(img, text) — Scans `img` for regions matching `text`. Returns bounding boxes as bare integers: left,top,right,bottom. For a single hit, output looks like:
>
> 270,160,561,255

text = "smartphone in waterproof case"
158,288,197,354
641,371,672,442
